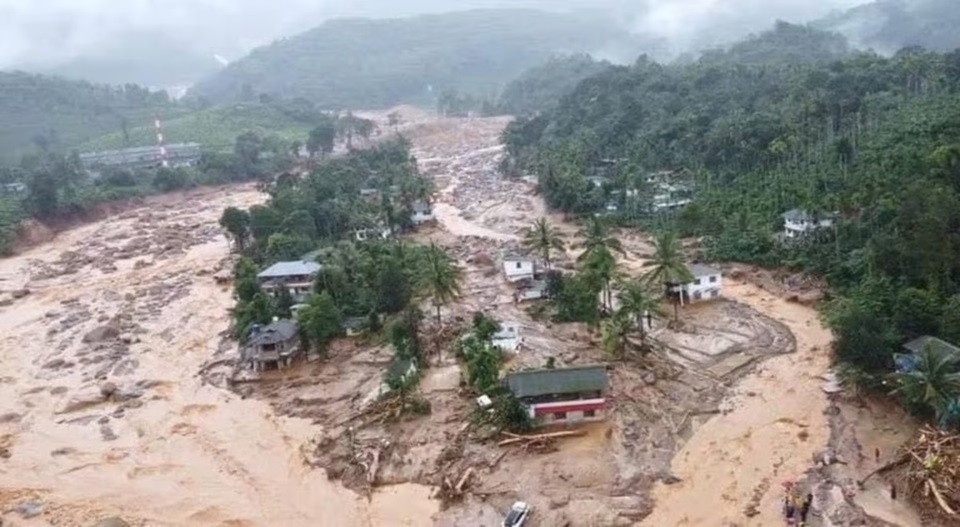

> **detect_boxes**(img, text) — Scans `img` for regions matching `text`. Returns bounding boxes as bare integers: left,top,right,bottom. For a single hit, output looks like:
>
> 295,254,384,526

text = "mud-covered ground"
0,109,923,527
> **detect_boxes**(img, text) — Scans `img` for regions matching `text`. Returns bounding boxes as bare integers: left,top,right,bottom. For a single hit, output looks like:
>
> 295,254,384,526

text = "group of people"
783,481,814,526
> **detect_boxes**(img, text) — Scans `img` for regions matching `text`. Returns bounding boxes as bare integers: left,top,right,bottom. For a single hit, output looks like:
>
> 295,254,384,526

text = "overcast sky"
0,0,867,68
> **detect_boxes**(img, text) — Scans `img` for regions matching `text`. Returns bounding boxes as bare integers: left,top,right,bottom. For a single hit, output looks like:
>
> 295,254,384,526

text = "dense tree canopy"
502,20,960,399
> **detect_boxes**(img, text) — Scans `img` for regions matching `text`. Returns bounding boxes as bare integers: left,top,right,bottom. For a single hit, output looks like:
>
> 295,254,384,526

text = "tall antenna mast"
154,115,169,168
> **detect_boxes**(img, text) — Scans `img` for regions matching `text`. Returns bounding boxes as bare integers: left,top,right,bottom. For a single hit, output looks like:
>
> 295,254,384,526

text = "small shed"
502,251,536,283
492,322,522,353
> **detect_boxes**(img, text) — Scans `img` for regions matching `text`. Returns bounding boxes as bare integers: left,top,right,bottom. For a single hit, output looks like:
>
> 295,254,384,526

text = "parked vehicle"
502,501,531,527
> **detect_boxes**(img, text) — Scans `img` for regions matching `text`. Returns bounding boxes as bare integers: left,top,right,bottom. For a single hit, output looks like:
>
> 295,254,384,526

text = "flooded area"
0,111,924,526
0,184,437,526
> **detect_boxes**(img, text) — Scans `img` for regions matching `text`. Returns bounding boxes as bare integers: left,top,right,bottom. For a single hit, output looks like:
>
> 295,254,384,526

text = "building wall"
503,260,535,282
529,398,606,425
784,218,833,238
682,273,722,302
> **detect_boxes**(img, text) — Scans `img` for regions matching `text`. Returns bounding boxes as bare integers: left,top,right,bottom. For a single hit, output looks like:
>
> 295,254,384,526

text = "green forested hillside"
189,9,637,109
496,54,613,115
816,0,960,53
503,21,960,407
79,102,317,152
0,71,187,162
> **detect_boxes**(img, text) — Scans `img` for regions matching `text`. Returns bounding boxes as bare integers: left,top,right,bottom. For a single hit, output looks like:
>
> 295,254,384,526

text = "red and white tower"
154,116,169,168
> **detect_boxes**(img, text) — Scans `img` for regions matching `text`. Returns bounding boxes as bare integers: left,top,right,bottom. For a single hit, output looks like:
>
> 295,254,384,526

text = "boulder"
99,381,118,398
15,500,44,518
11,289,30,299
56,391,106,414
83,325,120,344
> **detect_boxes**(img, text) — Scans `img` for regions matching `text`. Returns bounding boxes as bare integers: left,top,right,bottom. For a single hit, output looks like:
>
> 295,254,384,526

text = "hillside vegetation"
79,102,317,153
503,21,960,422
189,9,637,109
0,71,187,162
816,0,960,53
496,54,613,115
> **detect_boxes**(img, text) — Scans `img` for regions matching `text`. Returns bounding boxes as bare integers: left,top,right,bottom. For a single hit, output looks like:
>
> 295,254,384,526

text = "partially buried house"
243,319,301,371
505,365,608,426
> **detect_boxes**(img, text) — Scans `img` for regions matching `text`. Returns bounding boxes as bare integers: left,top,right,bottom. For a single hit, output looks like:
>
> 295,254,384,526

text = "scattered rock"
0,412,22,424
15,500,44,519
56,391,106,414
0,298,12,307
661,474,682,485
51,447,77,456
99,381,118,398
641,371,657,385
98,416,110,425
11,288,31,299
118,334,139,345
100,424,118,441
549,495,570,509
83,325,120,344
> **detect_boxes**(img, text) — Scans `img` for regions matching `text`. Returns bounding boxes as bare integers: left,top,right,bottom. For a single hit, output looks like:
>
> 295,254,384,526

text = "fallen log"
858,454,909,488
927,480,958,517
455,467,475,494
497,430,586,447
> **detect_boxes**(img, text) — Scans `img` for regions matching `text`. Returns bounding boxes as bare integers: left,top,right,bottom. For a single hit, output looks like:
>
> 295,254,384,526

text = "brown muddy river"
0,185,437,526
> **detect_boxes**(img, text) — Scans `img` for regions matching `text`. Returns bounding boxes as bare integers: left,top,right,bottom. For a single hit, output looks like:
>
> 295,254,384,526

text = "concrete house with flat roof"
257,260,321,302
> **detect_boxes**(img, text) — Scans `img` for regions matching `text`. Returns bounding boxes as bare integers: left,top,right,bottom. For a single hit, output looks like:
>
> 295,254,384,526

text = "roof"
412,201,432,213
258,260,321,279
503,251,534,262
249,320,298,346
387,358,417,379
505,365,607,398
686,263,721,278
903,336,960,355
783,209,837,222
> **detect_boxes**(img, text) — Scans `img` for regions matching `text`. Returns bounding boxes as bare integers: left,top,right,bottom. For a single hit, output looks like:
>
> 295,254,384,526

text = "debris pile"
895,427,960,520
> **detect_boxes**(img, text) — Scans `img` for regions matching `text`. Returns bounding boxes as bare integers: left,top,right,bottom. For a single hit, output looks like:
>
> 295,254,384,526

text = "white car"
501,501,531,527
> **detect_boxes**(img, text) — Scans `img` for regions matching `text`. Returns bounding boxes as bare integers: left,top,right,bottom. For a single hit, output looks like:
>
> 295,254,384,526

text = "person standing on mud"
799,493,813,526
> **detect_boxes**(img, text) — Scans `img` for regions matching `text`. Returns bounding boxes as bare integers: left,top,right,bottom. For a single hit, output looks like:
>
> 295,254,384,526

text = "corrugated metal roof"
903,335,960,355
506,365,607,398
258,260,321,279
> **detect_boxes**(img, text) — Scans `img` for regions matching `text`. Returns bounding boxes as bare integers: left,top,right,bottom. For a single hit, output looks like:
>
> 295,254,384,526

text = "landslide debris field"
0,111,920,526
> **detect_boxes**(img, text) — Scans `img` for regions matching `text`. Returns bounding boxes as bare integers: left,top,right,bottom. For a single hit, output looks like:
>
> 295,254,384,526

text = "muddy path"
0,184,436,526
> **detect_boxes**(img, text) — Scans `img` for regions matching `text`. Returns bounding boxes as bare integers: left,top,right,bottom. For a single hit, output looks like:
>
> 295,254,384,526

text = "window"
516,262,522,269
711,290,719,298
693,291,702,300
553,412,567,420
584,409,596,418
710,276,717,283
694,278,701,285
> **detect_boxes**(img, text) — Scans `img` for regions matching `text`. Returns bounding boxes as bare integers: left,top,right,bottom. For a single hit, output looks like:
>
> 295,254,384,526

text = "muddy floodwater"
0,185,437,526
0,111,923,527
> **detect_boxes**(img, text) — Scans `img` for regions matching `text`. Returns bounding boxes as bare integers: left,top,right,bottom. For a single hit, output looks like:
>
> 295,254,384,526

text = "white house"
492,322,522,354
354,224,393,242
514,278,549,302
502,252,537,283
410,201,435,224
782,209,835,239
257,260,322,302
677,263,723,304
652,183,693,213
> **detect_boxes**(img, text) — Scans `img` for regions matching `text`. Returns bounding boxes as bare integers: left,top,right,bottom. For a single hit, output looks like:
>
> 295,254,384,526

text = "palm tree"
895,343,960,425
582,246,619,315
578,216,623,262
616,280,666,351
601,313,630,361
419,242,463,328
523,217,565,269
644,230,693,322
